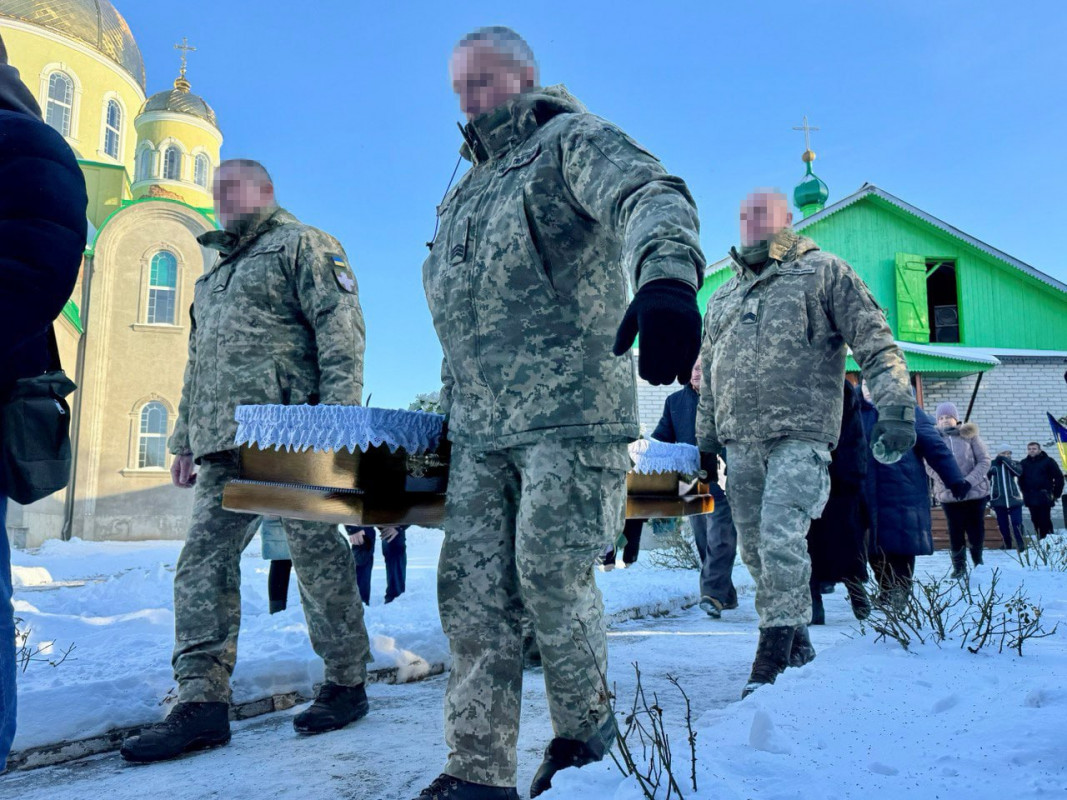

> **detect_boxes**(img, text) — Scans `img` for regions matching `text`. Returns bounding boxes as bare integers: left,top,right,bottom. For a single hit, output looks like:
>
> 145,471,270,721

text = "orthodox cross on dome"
792,114,820,163
173,37,197,91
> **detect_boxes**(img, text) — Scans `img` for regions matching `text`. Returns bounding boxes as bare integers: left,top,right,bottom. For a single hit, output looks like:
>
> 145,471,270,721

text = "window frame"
145,250,179,326
44,71,74,137
162,145,183,181
136,401,169,470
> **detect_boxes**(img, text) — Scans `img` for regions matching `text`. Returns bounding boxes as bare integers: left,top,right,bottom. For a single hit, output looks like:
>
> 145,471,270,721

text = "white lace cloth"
234,404,445,454
627,439,700,475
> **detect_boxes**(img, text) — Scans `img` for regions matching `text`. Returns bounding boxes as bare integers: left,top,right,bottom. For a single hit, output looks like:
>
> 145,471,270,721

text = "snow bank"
10,528,702,753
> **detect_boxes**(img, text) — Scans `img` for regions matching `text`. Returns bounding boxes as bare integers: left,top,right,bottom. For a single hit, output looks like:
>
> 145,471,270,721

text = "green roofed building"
638,170,1067,453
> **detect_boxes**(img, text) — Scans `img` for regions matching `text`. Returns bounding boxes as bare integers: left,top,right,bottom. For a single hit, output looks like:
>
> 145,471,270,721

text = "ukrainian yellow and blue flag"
1048,413,1067,471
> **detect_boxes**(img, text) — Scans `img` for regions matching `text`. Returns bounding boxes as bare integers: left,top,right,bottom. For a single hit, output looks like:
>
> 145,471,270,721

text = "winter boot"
529,722,614,798
293,682,369,734
789,625,816,668
413,774,519,800
810,589,825,625
970,546,984,567
742,626,795,699
699,596,723,619
950,550,968,580
846,581,872,621
120,701,230,763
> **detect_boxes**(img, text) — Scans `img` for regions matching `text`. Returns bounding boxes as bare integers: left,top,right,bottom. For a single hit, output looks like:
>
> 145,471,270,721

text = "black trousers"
869,550,915,594
1027,503,1055,539
603,518,644,565
942,498,988,565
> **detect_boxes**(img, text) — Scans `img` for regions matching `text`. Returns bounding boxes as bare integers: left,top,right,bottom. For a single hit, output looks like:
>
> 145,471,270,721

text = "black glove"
699,451,719,484
612,279,702,385
870,407,917,464
951,480,972,501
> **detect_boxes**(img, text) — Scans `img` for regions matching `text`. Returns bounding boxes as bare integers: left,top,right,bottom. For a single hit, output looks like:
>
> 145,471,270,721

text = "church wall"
133,113,221,209
0,20,143,175
68,201,212,542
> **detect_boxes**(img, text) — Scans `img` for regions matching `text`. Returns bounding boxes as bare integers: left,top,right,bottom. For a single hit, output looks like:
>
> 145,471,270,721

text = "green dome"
794,156,829,216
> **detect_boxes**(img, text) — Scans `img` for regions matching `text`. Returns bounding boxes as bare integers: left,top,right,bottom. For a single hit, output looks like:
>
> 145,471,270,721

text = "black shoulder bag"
1,327,77,504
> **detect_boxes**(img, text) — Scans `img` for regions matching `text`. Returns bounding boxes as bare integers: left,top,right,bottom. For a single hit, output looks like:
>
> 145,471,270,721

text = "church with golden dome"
1,1,221,545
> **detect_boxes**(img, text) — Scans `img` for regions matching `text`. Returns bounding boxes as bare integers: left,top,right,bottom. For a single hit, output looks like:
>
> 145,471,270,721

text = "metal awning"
847,342,1000,376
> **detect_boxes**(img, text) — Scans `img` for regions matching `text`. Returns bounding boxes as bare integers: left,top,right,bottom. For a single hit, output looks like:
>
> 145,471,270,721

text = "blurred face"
450,42,535,120
937,414,958,430
689,360,702,391
1028,443,1041,457
999,450,1012,458
213,164,275,231
740,191,793,247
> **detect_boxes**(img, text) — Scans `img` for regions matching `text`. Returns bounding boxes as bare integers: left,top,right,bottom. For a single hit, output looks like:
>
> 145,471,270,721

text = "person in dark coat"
988,445,1026,551
345,526,408,604
807,381,870,624
652,362,737,617
0,35,87,773
860,387,966,608
1018,443,1064,540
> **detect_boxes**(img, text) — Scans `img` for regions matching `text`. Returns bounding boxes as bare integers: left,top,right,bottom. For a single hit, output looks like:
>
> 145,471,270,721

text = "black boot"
742,626,795,699
810,590,825,625
846,581,872,621
120,702,230,763
293,682,369,734
950,550,967,580
529,727,612,798
789,625,816,668
413,774,518,800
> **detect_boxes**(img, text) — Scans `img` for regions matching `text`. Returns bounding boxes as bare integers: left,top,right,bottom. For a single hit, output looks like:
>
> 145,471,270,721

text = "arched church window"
136,147,154,181
137,402,168,469
45,72,74,136
163,146,182,180
103,99,122,159
147,251,178,325
194,153,210,188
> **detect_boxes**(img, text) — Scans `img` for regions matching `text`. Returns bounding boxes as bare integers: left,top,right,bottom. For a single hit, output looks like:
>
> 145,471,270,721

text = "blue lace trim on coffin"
234,404,445,454
629,439,700,475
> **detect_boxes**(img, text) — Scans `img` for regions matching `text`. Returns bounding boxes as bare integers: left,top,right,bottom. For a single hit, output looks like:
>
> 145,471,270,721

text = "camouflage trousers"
726,438,831,628
172,452,370,703
439,439,628,787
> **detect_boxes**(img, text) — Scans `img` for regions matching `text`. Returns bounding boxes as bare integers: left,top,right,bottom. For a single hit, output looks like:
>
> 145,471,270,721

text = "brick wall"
921,357,1067,453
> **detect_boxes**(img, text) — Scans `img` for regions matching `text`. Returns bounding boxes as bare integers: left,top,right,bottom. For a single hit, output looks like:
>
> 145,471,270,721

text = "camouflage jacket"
696,230,912,451
169,208,365,461
423,86,704,450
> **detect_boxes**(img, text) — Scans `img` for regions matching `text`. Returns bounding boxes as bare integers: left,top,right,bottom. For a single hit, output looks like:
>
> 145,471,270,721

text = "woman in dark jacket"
860,389,966,608
988,445,1025,551
807,381,870,623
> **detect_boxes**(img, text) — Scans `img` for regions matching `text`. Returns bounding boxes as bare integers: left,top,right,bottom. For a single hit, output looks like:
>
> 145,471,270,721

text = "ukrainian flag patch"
328,252,356,294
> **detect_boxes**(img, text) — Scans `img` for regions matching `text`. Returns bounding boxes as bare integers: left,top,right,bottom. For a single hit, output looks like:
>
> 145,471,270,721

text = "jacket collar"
728,228,820,280
460,84,585,165
198,207,297,260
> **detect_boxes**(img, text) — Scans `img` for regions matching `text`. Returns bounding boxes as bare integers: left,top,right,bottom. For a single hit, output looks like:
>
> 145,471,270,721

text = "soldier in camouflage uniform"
696,190,915,698
121,160,373,764
415,27,705,800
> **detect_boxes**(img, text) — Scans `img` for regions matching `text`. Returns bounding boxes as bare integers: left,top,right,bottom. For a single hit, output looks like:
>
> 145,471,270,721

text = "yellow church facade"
2,1,222,546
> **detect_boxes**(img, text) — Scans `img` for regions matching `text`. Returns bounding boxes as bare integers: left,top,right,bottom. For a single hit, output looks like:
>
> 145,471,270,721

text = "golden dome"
0,0,145,89
140,79,219,129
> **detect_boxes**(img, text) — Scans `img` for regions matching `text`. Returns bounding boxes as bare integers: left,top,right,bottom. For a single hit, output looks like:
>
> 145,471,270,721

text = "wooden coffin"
223,445,712,527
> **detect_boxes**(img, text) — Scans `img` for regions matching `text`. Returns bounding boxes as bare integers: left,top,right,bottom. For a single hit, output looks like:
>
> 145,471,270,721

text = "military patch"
329,253,356,293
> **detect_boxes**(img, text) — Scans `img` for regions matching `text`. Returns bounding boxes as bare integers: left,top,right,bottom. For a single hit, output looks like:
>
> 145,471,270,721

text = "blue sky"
120,0,1064,409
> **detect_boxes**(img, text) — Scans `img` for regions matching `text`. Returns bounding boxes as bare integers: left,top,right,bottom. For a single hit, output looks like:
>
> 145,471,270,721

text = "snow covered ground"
9,527,703,753
6,533,1067,799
